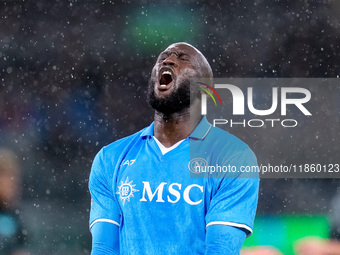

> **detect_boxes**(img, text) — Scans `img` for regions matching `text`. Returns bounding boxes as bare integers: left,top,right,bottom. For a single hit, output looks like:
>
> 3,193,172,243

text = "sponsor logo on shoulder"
120,159,136,166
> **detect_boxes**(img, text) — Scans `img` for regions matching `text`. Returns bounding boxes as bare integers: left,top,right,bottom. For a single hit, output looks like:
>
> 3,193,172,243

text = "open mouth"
159,70,173,89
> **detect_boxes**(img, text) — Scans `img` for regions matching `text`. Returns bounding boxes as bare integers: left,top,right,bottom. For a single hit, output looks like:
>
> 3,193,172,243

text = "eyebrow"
160,51,170,56
160,50,191,58
178,52,191,57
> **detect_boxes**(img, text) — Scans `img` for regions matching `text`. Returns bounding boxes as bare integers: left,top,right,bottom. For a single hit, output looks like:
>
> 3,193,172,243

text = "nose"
162,54,178,67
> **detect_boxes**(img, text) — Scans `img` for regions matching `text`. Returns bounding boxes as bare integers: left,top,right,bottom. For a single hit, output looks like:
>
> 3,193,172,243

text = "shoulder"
89,126,151,189
94,126,149,166
206,125,254,155
103,127,147,153
206,125,258,179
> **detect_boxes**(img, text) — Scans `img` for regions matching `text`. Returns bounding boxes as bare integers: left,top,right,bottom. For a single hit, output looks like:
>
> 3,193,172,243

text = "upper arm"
206,148,259,237
89,149,121,231
91,222,120,255
205,224,246,255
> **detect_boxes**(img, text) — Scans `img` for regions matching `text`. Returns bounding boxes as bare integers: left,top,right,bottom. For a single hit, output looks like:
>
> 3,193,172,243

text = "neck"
153,100,202,147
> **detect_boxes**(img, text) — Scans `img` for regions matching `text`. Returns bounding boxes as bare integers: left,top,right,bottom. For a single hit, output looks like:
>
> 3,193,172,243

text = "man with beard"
89,42,259,255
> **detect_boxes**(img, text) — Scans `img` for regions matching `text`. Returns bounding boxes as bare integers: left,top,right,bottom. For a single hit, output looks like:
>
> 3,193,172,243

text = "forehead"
160,43,200,56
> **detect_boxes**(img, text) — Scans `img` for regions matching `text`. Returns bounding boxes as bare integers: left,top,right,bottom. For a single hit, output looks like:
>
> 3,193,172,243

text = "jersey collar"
190,116,212,140
140,116,212,140
140,122,154,138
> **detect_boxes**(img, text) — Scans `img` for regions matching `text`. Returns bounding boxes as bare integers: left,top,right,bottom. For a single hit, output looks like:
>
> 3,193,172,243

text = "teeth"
160,84,167,87
162,71,172,75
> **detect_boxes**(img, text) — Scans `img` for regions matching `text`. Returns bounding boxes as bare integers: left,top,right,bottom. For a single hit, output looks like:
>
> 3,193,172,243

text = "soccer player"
89,42,259,255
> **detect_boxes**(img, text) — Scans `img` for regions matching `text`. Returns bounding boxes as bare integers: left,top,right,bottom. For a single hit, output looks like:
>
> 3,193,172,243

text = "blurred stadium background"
1,1,339,254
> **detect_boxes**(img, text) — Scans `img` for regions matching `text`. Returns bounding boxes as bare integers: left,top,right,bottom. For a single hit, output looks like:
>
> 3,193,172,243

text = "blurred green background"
243,215,330,254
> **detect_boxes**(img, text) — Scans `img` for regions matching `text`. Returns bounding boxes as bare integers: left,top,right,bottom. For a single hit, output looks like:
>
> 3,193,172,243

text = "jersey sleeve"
205,148,259,237
91,222,120,255
205,224,246,255
89,149,121,230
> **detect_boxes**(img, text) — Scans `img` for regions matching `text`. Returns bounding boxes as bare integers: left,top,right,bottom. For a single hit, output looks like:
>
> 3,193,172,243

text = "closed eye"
159,52,170,61
179,54,190,61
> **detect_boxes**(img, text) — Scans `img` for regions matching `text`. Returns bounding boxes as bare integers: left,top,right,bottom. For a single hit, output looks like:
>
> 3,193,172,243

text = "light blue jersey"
89,117,259,254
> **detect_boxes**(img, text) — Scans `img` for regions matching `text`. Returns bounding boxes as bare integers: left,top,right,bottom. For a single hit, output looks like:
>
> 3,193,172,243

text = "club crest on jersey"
116,177,139,205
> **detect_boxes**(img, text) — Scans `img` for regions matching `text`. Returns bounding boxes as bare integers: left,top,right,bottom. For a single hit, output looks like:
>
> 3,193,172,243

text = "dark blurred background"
0,0,339,254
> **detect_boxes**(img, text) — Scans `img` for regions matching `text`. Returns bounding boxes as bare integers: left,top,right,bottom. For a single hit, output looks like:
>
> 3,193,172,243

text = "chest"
114,141,207,211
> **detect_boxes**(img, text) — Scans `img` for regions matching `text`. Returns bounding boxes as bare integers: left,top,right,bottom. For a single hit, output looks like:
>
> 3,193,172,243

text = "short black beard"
147,78,192,115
